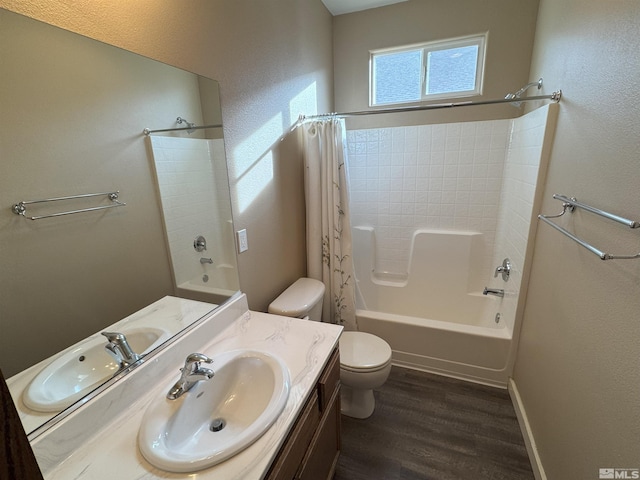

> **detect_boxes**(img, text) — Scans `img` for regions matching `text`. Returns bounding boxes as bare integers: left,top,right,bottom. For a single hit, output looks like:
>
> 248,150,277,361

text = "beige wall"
0,0,334,315
513,0,640,476
333,0,540,129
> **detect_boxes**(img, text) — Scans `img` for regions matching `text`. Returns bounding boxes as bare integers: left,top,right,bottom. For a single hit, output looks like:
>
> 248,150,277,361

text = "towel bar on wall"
11,191,126,221
538,194,640,260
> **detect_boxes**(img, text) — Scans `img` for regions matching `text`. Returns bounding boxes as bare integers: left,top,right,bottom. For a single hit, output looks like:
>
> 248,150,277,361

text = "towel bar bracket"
11,203,26,216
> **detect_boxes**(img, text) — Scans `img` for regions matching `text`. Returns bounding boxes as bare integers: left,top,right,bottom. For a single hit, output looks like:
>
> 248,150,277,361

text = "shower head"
176,116,196,134
505,78,543,103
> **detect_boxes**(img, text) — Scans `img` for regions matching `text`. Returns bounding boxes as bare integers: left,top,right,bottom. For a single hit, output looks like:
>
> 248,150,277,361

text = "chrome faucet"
200,257,213,264
167,353,214,400
494,258,512,281
102,331,142,370
483,287,505,298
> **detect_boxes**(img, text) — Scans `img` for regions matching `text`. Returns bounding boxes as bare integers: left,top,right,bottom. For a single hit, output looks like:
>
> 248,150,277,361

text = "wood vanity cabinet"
265,348,341,480
0,370,44,480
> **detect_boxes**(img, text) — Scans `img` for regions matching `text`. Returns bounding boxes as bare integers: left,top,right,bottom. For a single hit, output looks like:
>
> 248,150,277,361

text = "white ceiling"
321,0,408,16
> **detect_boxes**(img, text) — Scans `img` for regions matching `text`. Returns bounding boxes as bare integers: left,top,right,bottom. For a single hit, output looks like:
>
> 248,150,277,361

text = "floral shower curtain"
301,118,357,331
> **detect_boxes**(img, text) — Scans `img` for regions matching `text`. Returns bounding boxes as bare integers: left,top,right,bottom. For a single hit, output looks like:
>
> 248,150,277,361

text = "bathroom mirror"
0,9,240,435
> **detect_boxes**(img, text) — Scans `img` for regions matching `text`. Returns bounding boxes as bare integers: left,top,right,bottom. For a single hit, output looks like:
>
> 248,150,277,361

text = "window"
370,34,487,106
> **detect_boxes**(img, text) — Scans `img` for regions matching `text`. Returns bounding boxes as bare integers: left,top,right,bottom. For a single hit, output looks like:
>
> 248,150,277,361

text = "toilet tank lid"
268,278,325,317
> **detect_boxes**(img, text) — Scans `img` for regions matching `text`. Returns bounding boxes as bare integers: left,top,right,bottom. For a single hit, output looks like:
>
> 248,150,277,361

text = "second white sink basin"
138,349,290,473
23,327,169,413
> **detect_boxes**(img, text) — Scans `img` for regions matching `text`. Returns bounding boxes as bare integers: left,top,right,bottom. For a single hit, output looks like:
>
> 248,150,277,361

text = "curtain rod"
296,90,562,124
142,124,222,136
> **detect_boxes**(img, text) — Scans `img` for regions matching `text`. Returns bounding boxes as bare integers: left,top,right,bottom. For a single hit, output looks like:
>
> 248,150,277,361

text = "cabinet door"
317,349,340,412
265,390,321,480
297,388,341,480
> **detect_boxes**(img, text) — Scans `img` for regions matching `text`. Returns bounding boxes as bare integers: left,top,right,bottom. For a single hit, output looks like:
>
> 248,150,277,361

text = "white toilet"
268,277,392,419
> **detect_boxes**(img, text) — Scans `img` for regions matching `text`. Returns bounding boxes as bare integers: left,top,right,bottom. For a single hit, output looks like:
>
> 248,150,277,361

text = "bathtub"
176,263,239,305
353,227,512,387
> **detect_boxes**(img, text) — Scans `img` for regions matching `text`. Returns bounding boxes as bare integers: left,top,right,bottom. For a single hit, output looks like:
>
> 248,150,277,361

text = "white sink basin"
23,327,169,413
138,349,290,473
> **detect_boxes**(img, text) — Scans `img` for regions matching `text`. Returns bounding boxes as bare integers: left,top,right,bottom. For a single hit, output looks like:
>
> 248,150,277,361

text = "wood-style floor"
334,366,534,480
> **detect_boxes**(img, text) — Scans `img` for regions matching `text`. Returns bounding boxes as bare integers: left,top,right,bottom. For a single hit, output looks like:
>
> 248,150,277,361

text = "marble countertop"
33,294,342,479
8,296,217,435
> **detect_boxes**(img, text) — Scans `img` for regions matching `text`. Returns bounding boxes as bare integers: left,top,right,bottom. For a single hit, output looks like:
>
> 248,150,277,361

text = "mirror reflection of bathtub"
148,136,240,304
348,104,558,386
176,266,241,304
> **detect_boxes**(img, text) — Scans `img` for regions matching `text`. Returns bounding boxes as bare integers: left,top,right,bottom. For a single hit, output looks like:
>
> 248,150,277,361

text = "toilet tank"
268,278,325,321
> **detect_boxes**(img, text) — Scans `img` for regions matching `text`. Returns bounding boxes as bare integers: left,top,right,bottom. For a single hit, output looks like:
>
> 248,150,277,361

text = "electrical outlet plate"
236,229,248,253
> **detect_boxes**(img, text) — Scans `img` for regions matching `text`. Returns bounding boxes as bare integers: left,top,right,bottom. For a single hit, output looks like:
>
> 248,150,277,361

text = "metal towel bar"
12,191,125,220
538,194,640,260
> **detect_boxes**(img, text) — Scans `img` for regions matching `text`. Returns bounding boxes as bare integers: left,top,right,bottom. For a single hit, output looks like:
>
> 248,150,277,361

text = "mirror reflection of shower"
147,110,240,304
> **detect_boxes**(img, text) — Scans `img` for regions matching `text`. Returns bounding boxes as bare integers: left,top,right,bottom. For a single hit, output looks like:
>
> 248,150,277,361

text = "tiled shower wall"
149,136,237,288
346,119,511,277
346,105,554,322
491,104,555,331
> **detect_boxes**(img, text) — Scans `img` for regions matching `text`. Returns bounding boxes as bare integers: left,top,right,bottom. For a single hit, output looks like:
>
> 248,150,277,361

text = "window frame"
369,33,488,107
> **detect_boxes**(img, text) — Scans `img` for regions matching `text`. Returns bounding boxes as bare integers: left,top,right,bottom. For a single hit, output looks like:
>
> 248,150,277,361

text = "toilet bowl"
268,278,392,419
339,331,392,419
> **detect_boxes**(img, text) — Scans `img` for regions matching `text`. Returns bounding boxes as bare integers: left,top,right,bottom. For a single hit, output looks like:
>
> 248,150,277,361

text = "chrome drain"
210,418,226,432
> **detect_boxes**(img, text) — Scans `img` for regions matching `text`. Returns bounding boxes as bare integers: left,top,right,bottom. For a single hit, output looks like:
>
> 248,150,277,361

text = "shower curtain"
301,118,357,330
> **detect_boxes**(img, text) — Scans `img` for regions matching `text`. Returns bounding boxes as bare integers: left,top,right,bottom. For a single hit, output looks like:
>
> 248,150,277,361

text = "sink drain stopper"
210,418,226,432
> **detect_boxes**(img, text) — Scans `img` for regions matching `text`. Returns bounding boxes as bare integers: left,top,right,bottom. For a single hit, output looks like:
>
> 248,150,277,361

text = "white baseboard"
391,359,507,389
508,378,547,480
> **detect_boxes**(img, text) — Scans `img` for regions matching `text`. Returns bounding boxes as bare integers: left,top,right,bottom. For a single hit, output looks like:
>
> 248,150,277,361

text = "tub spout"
483,287,504,298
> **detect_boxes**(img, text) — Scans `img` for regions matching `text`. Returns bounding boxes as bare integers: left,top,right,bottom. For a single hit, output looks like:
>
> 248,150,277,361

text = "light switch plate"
236,229,248,253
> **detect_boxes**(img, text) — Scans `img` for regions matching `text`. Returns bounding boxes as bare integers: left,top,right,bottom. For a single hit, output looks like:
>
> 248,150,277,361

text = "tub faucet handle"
494,258,511,281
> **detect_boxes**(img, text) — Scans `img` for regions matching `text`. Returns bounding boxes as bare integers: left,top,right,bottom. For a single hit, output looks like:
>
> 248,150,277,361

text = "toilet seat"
339,331,392,373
